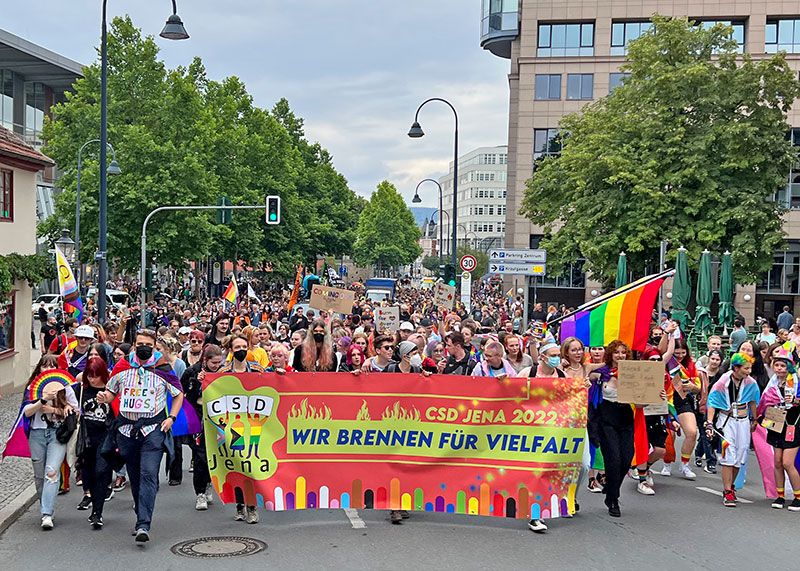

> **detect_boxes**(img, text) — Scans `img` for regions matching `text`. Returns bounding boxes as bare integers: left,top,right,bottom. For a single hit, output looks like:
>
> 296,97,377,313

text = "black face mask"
313,333,325,343
135,345,153,361
233,349,248,362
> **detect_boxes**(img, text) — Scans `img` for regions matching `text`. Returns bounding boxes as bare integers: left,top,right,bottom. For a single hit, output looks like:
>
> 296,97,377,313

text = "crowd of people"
16,277,800,542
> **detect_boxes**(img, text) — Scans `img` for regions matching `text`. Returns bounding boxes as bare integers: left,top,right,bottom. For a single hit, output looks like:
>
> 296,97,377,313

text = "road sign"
460,271,471,312
488,249,546,264
488,261,546,276
459,254,477,273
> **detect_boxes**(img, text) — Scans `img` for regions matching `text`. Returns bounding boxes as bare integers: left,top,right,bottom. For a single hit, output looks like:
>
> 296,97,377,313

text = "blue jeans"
28,428,67,517
117,429,166,531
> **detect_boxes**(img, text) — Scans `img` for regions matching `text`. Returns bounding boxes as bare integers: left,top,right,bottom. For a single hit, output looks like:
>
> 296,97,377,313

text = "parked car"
31,294,62,318
85,287,133,310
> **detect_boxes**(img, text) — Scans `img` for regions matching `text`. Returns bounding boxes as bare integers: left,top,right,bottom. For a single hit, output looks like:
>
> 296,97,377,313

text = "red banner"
202,372,587,520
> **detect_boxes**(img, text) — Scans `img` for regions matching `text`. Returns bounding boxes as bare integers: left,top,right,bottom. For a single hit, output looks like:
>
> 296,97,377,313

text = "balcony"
480,0,519,59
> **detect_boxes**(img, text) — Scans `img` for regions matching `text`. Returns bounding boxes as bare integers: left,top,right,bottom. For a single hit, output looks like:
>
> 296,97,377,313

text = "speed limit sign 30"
459,255,477,273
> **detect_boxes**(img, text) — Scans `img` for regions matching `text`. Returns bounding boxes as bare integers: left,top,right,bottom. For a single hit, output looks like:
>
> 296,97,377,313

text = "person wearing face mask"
219,334,265,374
519,336,566,378
181,345,224,512
96,330,185,544
472,340,517,379
386,341,424,374
292,320,339,372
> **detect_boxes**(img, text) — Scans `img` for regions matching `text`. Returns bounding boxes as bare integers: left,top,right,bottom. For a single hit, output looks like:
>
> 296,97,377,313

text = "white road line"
696,486,753,503
343,508,367,529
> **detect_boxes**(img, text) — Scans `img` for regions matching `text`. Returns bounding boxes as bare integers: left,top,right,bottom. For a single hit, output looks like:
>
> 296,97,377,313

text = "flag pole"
548,268,675,327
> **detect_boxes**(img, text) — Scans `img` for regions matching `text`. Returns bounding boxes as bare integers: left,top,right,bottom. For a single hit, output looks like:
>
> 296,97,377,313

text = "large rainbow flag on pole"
55,244,83,323
552,269,674,352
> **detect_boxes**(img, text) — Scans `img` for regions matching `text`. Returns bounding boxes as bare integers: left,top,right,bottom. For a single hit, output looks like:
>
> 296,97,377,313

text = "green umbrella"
718,251,736,329
671,246,692,331
615,252,628,289
694,249,713,337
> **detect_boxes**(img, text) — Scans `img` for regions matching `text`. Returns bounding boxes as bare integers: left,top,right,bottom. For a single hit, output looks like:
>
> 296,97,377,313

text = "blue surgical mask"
547,356,562,369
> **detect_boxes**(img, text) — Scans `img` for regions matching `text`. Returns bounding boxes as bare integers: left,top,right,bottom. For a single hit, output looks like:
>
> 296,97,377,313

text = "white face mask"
410,355,423,368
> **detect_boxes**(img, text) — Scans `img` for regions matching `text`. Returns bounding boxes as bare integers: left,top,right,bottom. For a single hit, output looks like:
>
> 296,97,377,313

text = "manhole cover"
171,536,267,558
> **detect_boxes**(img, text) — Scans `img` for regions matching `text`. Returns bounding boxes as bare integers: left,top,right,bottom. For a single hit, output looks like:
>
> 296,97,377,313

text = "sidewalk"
0,347,40,531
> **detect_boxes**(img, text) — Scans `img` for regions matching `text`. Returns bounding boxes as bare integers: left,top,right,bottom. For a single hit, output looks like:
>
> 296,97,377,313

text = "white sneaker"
679,463,697,480
528,518,548,533
627,468,638,480
637,481,656,495
205,483,214,505
195,493,208,511
646,470,654,486
660,463,672,476
41,515,54,530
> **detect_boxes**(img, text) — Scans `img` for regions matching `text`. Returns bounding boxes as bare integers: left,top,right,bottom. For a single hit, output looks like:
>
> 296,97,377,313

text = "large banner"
202,373,586,521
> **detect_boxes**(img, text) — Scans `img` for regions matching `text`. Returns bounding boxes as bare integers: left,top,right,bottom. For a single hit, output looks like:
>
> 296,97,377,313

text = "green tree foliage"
521,16,800,285
421,255,441,273
353,181,422,270
41,17,363,276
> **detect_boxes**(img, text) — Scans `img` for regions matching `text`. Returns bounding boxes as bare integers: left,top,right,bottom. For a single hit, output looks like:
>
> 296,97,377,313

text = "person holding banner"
588,340,635,518
705,353,760,508
292,320,339,372
265,344,294,374
219,335,265,374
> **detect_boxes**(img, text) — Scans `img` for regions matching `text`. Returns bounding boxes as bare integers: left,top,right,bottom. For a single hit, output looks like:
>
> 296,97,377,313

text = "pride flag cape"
109,355,202,437
553,269,673,352
2,403,31,459
221,275,239,307
55,244,83,322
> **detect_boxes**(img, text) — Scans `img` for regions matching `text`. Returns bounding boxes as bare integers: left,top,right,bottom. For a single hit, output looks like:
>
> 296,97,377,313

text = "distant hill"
410,206,437,228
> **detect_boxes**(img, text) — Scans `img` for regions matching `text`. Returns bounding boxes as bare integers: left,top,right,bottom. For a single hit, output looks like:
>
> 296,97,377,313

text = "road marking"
343,508,366,529
696,486,753,503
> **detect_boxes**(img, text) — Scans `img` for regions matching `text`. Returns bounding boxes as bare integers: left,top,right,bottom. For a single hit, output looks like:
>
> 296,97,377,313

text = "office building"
481,1,800,318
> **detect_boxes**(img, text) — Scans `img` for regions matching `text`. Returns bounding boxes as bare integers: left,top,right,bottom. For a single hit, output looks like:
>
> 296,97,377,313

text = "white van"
86,288,133,310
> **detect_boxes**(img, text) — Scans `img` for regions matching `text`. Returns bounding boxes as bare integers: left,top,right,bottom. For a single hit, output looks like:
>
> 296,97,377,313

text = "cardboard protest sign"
309,285,355,315
433,283,457,309
375,306,400,333
617,360,664,405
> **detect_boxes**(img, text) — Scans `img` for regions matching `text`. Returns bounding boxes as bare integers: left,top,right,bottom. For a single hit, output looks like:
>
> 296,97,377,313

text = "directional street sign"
488,261,546,276
488,249,547,264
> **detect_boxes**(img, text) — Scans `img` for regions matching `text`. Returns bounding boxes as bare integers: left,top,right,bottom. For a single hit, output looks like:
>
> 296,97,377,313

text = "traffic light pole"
139,204,267,329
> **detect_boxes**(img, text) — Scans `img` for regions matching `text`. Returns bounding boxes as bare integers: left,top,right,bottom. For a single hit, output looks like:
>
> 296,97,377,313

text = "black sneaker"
77,495,92,511
390,510,403,524
772,497,786,509
528,518,548,533
88,513,104,530
168,480,181,486
105,488,115,502
607,500,621,518
789,499,800,512
694,458,703,468
703,464,717,475
135,529,150,544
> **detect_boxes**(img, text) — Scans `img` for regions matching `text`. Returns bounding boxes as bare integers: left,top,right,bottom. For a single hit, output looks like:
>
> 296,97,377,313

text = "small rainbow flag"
221,274,239,307
554,270,673,352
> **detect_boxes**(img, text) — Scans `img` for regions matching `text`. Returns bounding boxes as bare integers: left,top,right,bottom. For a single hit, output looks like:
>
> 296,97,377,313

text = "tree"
353,181,422,272
521,16,800,285
421,255,441,274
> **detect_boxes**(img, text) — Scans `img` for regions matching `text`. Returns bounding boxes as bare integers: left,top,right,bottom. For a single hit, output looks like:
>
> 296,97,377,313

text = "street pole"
658,240,668,317
140,204,266,329
414,179,444,263
408,98,459,271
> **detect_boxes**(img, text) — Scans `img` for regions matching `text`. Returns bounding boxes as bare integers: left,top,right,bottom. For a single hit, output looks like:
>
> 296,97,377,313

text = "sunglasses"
381,345,394,351
190,339,203,344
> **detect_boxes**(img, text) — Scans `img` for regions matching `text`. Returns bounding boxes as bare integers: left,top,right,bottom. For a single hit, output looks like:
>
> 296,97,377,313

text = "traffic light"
216,196,232,224
443,263,457,287
266,195,281,225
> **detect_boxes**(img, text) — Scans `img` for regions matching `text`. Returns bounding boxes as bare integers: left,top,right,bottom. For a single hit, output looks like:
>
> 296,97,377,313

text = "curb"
0,483,36,536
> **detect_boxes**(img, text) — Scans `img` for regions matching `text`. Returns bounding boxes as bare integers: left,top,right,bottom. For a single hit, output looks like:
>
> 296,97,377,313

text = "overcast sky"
4,0,510,205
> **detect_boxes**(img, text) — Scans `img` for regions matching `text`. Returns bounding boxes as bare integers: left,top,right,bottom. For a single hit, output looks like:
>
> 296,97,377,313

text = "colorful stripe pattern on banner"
558,273,668,351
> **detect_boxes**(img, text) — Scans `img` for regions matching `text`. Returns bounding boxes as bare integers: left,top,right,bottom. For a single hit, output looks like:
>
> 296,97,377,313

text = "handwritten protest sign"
617,360,664,405
433,283,457,309
309,285,355,315
375,306,400,333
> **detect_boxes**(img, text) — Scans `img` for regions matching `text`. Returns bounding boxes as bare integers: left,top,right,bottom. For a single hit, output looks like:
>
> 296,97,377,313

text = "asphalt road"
0,452,794,570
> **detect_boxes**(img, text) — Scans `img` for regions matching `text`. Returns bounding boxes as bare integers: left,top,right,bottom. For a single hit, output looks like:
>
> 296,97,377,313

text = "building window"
611,21,652,55
775,128,800,208
567,73,593,100
766,19,800,53
609,72,631,93
533,259,586,289
0,169,12,221
24,82,46,147
1,69,13,131
757,242,800,294
534,128,561,159
499,153,508,164
697,20,746,53
0,292,14,355
535,74,561,100
537,22,594,57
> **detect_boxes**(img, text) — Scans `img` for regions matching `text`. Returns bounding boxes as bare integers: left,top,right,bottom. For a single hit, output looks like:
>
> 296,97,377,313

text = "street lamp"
430,209,450,259
55,229,75,262
76,139,120,289
413,178,445,263
97,0,189,324
408,98,459,273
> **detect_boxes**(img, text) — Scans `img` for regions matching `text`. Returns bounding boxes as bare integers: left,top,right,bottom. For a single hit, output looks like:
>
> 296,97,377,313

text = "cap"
399,321,414,332
75,325,96,340
178,326,192,335
188,317,198,324
398,340,417,358
419,318,432,327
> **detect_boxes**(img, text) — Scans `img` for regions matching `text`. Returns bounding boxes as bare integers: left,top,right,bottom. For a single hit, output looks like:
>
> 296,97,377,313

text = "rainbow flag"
221,274,238,307
2,405,30,459
55,244,83,322
555,270,673,352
